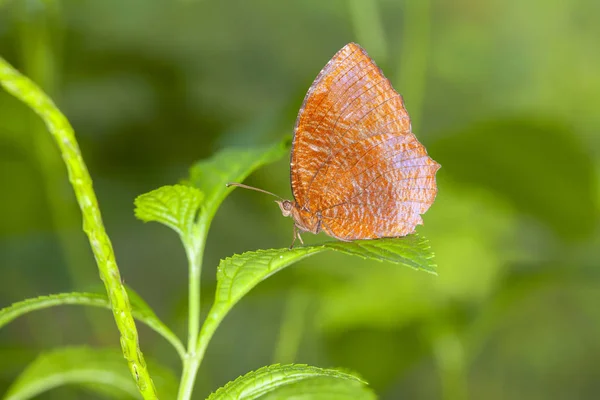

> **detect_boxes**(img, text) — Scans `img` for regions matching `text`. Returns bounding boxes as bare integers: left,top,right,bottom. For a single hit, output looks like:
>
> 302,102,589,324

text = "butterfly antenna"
226,182,284,200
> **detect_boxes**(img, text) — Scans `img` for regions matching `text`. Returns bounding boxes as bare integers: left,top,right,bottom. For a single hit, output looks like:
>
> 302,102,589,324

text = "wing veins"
302,77,389,203
306,92,403,202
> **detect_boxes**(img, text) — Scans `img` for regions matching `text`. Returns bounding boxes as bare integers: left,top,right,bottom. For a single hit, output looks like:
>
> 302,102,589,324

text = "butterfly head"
276,200,294,217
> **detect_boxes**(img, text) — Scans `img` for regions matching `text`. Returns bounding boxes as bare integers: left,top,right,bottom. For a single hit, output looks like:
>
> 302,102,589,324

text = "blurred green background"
1,0,599,399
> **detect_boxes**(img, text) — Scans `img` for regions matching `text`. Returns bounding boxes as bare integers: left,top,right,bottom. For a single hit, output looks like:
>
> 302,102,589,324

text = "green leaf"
4,347,178,400
198,235,435,353
325,236,437,274
134,184,204,238
0,291,185,359
210,235,435,322
213,235,435,315
197,246,324,351
260,377,377,400
0,292,107,330
212,246,324,320
188,138,290,223
206,364,374,400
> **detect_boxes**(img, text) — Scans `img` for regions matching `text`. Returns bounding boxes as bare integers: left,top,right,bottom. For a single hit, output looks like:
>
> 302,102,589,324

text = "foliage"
4,347,179,400
0,56,157,399
2,1,599,399
206,364,375,400
0,56,436,399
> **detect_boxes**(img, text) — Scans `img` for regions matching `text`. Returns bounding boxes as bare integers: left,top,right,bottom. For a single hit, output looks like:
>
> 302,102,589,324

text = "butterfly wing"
291,43,439,240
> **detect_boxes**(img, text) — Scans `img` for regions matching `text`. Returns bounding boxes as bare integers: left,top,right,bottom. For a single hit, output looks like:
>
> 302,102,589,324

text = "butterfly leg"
315,212,322,233
297,230,305,245
290,225,305,249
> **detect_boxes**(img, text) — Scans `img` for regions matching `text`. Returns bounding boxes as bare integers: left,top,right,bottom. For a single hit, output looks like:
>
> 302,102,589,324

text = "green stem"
186,244,202,353
177,357,201,400
176,235,227,400
177,219,208,400
0,58,158,399
175,280,227,400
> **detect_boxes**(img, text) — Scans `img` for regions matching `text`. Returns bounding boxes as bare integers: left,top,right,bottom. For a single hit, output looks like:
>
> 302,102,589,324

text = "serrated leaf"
214,247,324,314
188,138,290,223
134,184,204,237
3,347,178,400
260,377,377,400
0,292,107,330
199,246,325,344
199,236,435,346
207,364,372,400
213,235,435,317
325,235,437,274
0,291,185,359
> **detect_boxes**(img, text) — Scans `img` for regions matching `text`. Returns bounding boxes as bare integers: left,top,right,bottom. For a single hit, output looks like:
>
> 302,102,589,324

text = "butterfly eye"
282,200,293,211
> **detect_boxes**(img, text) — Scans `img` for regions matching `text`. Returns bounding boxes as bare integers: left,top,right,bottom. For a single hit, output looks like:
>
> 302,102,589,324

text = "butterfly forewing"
291,43,391,207
291,42,439,241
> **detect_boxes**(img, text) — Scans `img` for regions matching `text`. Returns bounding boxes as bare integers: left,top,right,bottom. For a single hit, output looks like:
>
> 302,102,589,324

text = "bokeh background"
1,0,599,399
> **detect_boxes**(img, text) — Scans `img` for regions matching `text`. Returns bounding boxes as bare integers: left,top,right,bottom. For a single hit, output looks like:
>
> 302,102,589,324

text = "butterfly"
229,43,440,247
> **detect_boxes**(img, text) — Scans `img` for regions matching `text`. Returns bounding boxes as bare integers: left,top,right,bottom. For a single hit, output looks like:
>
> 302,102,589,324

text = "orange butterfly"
230,43,440,247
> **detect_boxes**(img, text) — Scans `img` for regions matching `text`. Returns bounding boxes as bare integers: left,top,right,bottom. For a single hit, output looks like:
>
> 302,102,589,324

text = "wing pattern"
291,43,439,240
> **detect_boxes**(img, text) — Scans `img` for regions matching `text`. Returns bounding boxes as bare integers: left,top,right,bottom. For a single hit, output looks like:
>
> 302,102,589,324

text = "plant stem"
176,312,234,400
177,219,209,400
178,357,201,400
186,244,202,355
176,264,226,400
0,57,158,399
